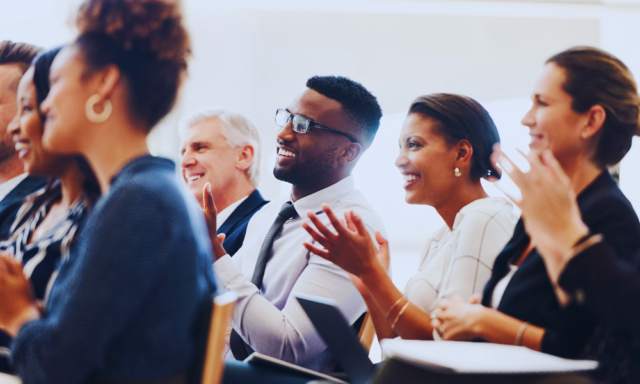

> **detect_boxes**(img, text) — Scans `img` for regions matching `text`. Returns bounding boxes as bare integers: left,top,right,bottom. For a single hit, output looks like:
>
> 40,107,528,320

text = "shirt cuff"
213,255,246,289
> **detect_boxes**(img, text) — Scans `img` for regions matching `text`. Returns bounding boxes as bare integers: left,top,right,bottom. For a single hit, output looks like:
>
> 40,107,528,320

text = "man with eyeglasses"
209,76,386,374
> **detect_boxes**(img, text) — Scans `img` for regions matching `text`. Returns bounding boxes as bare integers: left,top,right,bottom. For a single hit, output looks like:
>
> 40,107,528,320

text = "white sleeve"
438,210,515,301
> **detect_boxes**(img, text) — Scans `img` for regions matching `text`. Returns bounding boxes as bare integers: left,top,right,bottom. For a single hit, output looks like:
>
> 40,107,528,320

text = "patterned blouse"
0,182,88,372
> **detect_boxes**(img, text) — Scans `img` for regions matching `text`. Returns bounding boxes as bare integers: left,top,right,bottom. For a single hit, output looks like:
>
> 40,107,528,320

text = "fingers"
202,182,217,215
375,231,391,270
305,211,337,241
344,211,358,233
217,233,226,244
321,204,349,236
301,222,331,248
497,150,527,187
490,144,503,178
348,210,369,237
493,181,523,208
468,293,481,305
302,242,330,258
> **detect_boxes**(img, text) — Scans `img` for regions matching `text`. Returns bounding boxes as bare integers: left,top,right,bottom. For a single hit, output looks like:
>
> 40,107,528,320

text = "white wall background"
1,0,640,359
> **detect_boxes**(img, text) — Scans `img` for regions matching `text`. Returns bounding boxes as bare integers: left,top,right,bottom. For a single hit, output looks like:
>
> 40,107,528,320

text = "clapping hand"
490,145,589,280
431,294,485,341
202,182,226,260
0,254,40,337
301,204,389,279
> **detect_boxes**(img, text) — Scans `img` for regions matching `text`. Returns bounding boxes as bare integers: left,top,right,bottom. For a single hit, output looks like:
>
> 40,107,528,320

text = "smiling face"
0,64,24,163
395,113,460,206
521,63,588,163
7,67,61,175
180,118,242,204
40,45,95,155
274,88,355,186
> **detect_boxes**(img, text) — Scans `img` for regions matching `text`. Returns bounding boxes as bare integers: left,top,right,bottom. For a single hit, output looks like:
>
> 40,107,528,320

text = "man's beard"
273,149,336,186
0,132,15,164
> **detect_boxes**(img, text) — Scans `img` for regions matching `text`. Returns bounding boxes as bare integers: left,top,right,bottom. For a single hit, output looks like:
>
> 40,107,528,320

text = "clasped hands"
0,253,40,337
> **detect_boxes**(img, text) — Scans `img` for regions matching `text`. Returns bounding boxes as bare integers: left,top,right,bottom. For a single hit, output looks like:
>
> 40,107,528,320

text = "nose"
180,150,197,169
7,112,20,136
521,105,535,128
395,147,408,169
276,119,295,143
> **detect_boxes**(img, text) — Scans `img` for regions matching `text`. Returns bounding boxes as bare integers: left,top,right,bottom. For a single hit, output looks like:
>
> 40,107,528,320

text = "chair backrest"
357,312,375,353
201,290,237,384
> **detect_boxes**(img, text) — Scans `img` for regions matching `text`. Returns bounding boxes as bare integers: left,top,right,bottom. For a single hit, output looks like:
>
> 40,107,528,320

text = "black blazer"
0,175,47,239
482,171,640,359
560,240,640,383
218,189,268,256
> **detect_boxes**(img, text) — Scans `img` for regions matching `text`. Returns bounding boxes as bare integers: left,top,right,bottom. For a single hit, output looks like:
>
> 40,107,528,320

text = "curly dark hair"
409,93,501,180
306,76,382,148
547,47,640,167
74,0,191,131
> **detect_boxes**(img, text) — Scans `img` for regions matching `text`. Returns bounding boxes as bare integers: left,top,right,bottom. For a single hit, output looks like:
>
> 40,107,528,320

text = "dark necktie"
230,201,298,359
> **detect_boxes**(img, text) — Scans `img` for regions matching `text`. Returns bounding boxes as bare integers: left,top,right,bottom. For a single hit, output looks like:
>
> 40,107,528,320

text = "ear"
236,144,255,172
454,139,474,169
94,65,120,100
338,142,362,165
582,104,606,139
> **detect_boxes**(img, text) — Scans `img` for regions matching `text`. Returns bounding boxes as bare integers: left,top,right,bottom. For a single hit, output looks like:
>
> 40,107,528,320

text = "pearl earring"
582,132,588,139
454,168,462,177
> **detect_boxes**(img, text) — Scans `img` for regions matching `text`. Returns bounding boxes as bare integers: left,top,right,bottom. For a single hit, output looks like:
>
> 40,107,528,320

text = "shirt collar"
291,175,355,217
451,196,509,230
0,173,28,201
216,195,249,230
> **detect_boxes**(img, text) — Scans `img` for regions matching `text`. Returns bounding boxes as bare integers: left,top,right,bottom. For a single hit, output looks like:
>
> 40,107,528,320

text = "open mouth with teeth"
402,173,420,189
278,149,296,158
187,174,203,183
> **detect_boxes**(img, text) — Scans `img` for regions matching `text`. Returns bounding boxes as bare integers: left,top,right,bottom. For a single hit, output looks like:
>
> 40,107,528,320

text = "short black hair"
306,76,382,147
409,93,501,180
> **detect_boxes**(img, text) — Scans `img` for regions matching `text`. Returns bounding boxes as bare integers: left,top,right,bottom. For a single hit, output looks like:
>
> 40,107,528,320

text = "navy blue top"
11,156,217,384
217,189,268,256
482,171,640,359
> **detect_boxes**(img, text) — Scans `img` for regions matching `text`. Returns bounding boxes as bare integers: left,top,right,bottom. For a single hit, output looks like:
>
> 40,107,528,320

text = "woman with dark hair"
0,47,99,373
0,0,217,383
433,47,640,369
302,93,517,341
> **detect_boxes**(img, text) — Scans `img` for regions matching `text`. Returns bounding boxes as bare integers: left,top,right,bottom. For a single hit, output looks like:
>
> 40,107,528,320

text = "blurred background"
2,0,640,358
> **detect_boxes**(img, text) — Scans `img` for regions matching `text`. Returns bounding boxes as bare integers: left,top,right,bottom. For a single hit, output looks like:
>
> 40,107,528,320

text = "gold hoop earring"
85,94,112,123
454,167,462,177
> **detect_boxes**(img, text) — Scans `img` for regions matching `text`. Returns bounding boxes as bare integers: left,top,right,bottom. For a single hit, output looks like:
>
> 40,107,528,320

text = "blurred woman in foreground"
0,0,217,383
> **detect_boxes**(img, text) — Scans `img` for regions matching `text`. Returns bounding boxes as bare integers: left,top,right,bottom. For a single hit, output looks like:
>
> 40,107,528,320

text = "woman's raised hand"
301,204,389,278
491,145,589,278
0,254,40,337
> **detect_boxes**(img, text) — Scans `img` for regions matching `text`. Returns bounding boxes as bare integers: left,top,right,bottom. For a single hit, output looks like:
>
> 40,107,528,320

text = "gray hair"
179,107,261,187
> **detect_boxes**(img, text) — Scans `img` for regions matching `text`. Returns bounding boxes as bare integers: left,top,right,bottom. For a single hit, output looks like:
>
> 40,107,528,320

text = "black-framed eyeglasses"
275,109,358,143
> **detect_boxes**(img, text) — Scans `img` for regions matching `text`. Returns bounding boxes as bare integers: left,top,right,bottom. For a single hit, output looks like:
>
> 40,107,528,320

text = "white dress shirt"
214,175,386,372
404,197,518,312
216,196,248,230
0,173,28,202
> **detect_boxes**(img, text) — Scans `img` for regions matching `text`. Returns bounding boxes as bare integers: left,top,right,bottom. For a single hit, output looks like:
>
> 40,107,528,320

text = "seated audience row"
0,0,637,383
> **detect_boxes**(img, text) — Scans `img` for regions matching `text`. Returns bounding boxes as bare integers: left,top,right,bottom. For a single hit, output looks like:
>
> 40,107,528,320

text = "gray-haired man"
179,108,268,255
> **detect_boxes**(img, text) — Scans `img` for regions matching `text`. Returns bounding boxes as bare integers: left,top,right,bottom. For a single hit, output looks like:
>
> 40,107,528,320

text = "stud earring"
582,132,588,139
454,167,461,177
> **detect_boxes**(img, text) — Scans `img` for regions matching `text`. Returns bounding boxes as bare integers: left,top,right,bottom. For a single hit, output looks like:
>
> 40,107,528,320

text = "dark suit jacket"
560,239,640,383
0,175,47,239
482,171,640,359
218,189,268,256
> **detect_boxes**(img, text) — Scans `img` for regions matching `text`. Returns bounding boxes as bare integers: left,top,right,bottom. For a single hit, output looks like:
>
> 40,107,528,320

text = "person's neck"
290,170,350,202
212,177,255,213
55,162,85,210
82,120,150,194
0,155,25,184
560,155,603,196
435,181,489,230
